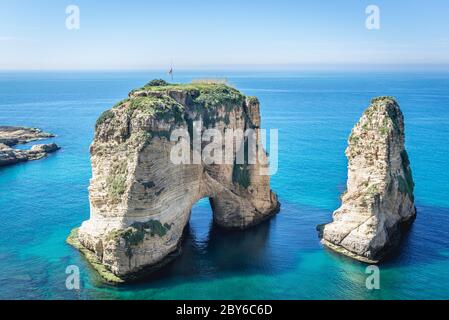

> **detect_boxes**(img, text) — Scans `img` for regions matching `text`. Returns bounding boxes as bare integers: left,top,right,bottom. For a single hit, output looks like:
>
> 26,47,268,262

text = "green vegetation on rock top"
96,109,115,127
132,80,245,110
128,95,185,123
360,96,403,136
146,79,169,86
96,80,248,130
366,96,398,117
247,96,259,105
193,85,244,110
371,96,397,104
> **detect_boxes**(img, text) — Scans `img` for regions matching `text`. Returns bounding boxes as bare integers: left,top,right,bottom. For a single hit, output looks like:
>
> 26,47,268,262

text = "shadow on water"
82,200,449,295
78,198,345,299
381,204,449,268
94,201,307,291
320,204,449,269
115,218,277,290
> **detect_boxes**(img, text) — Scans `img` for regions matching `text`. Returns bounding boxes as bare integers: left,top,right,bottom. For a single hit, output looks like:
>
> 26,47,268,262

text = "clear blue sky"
1,0,449,70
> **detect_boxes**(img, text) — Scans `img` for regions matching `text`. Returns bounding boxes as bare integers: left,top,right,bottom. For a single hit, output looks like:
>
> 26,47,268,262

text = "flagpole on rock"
168,59,173,81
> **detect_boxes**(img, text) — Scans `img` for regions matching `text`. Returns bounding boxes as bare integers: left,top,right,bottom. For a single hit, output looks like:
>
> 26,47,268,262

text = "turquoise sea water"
1,71,449,299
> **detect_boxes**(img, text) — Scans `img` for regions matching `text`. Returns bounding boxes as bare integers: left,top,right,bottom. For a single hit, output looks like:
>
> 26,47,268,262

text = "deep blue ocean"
0,71,448,299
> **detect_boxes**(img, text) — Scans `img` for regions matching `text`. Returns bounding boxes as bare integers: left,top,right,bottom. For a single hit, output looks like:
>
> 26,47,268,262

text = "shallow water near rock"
0,71,449,299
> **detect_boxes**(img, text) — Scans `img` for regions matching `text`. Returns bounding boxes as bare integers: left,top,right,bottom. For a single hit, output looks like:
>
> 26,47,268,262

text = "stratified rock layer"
320,97,416,263
72,80,280,282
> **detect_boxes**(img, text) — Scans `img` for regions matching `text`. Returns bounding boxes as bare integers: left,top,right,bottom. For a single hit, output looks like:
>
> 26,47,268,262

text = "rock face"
72,80,280,282
320,97,416,263
0,126,59,167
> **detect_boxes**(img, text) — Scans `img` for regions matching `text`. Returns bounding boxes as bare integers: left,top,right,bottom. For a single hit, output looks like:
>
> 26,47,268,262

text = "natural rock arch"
69,80,280,282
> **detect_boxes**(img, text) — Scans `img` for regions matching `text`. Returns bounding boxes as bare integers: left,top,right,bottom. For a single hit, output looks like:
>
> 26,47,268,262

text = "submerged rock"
0,127,59,167
71,80,280,282
320,97,416,263
30,143,60,153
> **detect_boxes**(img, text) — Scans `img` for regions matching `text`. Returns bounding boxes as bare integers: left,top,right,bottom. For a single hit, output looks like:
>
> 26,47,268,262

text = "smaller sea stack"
320,97,416,263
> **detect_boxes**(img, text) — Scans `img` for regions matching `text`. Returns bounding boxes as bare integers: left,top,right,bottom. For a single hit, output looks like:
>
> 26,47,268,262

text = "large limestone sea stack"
320,97,416,263
68,80,280,282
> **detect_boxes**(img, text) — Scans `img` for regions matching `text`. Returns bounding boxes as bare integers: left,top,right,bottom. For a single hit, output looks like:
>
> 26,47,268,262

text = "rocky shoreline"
0,126,60,167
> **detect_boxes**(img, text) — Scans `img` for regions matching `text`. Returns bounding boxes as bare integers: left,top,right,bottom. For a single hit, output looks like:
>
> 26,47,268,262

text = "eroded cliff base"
321,213,416,263
67,227,185,283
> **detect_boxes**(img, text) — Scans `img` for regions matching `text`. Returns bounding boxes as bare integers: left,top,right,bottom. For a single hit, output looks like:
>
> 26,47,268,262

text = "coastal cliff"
0,126,59,167
70,80,280,282
320,97,416,263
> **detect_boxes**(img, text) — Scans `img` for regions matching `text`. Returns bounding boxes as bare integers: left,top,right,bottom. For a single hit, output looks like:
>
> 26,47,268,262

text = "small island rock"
320,97,416,263
0,126,59,167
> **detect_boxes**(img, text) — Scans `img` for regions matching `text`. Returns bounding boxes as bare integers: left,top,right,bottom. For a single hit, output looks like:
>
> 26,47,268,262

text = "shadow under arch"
123,197,277,284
